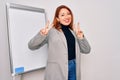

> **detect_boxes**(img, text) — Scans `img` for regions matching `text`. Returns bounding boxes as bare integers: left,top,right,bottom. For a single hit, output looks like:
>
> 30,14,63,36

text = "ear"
56,17,59,22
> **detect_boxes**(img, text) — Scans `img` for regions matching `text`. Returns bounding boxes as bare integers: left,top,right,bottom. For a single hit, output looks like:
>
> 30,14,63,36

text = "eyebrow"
60,11,70,14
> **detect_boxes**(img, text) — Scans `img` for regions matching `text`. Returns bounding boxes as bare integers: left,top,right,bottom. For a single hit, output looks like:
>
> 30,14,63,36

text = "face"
57,8,72,26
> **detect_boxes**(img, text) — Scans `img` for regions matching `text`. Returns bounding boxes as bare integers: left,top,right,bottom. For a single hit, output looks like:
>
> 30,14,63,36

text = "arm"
77,36,91,54
28,32,48,50
73,22,91,54
28,21,52,50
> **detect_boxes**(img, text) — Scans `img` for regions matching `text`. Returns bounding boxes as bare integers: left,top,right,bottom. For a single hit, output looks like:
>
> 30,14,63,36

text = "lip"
64,19,71,23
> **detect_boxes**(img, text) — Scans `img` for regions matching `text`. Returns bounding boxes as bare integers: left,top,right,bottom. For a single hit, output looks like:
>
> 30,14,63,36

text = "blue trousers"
68,59,76,80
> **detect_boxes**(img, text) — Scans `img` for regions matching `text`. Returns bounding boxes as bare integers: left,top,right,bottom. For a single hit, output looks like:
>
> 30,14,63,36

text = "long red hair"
52,5,74,30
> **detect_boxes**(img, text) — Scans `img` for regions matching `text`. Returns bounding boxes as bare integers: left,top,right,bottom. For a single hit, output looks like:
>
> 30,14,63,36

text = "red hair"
52,5,74,30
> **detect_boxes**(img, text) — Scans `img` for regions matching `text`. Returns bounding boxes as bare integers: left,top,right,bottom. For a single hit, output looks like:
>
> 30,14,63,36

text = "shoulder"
49,27,58,33
47,27,60,38
47,27,57,36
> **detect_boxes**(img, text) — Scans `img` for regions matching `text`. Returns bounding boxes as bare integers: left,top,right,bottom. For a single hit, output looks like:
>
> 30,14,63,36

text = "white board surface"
6,3,47,75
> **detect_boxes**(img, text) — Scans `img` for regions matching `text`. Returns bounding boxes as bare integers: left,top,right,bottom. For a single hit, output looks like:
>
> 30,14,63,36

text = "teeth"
65,20,69,22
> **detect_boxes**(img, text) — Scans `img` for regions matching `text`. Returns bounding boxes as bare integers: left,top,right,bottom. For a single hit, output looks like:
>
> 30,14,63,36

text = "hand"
40,21,53,35
73,22,84,39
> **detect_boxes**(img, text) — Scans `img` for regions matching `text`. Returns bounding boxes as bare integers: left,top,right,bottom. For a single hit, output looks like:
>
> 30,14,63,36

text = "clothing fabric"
28,27,91,80
61,24,76,60
68,59,76,80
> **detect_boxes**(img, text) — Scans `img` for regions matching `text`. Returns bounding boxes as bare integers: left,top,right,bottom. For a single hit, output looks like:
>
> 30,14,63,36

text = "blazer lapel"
70,29,77,39
56,30,67,49
55,28,76,49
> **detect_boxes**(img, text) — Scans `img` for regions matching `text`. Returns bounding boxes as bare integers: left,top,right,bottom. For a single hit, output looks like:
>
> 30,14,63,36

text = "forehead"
59,8,70,14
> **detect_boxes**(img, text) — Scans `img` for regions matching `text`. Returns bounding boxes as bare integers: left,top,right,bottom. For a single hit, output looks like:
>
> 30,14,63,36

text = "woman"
28,5,91,80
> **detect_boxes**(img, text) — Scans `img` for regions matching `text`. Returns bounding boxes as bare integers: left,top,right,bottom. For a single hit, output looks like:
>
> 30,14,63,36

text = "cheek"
59,18,64,23
59,20,65,24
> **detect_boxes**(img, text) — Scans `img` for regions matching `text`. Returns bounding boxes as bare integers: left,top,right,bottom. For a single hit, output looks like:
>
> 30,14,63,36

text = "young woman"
28,5,91,80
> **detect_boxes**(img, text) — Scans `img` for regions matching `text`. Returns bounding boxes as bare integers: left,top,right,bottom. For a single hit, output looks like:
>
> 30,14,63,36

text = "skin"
56,8,72,26
40,8,84,39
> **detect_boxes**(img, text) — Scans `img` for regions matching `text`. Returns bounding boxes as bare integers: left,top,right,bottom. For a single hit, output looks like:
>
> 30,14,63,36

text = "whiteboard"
6,3,47,76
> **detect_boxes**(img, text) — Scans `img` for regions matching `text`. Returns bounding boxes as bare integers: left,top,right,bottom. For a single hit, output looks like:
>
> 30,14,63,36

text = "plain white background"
0,0,120,80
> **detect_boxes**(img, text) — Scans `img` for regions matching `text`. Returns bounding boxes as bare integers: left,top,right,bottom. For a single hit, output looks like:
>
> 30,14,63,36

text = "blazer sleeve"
77,36,91,54
28,32,48,50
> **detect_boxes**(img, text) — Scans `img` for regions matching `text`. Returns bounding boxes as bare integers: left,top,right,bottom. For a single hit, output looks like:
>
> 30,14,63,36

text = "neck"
61,24,69,28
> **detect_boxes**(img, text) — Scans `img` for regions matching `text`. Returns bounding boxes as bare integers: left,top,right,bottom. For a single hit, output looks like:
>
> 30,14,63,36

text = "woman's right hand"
40,21,53,35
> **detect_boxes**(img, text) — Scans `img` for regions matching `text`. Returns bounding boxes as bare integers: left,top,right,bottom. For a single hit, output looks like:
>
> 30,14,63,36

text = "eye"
61,14,64,16
67,12,71,15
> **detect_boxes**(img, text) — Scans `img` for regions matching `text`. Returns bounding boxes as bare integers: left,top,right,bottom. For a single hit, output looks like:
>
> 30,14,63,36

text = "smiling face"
57,8,72,26
53,5,74,30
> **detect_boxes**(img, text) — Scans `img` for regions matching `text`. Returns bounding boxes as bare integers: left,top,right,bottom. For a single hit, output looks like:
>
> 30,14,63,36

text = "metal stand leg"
12,74,22,80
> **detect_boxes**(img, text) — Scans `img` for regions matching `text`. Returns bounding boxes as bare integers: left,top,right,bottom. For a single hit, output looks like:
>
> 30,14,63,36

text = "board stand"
12,74,23,80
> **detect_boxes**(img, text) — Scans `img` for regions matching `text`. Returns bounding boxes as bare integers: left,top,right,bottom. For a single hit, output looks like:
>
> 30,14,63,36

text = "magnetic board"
6,3,47,76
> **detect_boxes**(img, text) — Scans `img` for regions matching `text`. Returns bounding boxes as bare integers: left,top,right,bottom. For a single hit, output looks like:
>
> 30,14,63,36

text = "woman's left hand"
73,22,84,39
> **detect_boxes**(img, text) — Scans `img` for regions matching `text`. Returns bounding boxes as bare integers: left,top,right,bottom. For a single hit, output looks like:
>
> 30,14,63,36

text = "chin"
63,23,70,26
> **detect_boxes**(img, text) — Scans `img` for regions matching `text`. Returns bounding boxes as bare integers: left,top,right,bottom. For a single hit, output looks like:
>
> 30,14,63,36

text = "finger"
43,28,46,33
48,23,53,30
45,20,50,29
77,22,81,31
77,22,84,34
73,24,77,32
40,28,45,34
75,24,79,32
